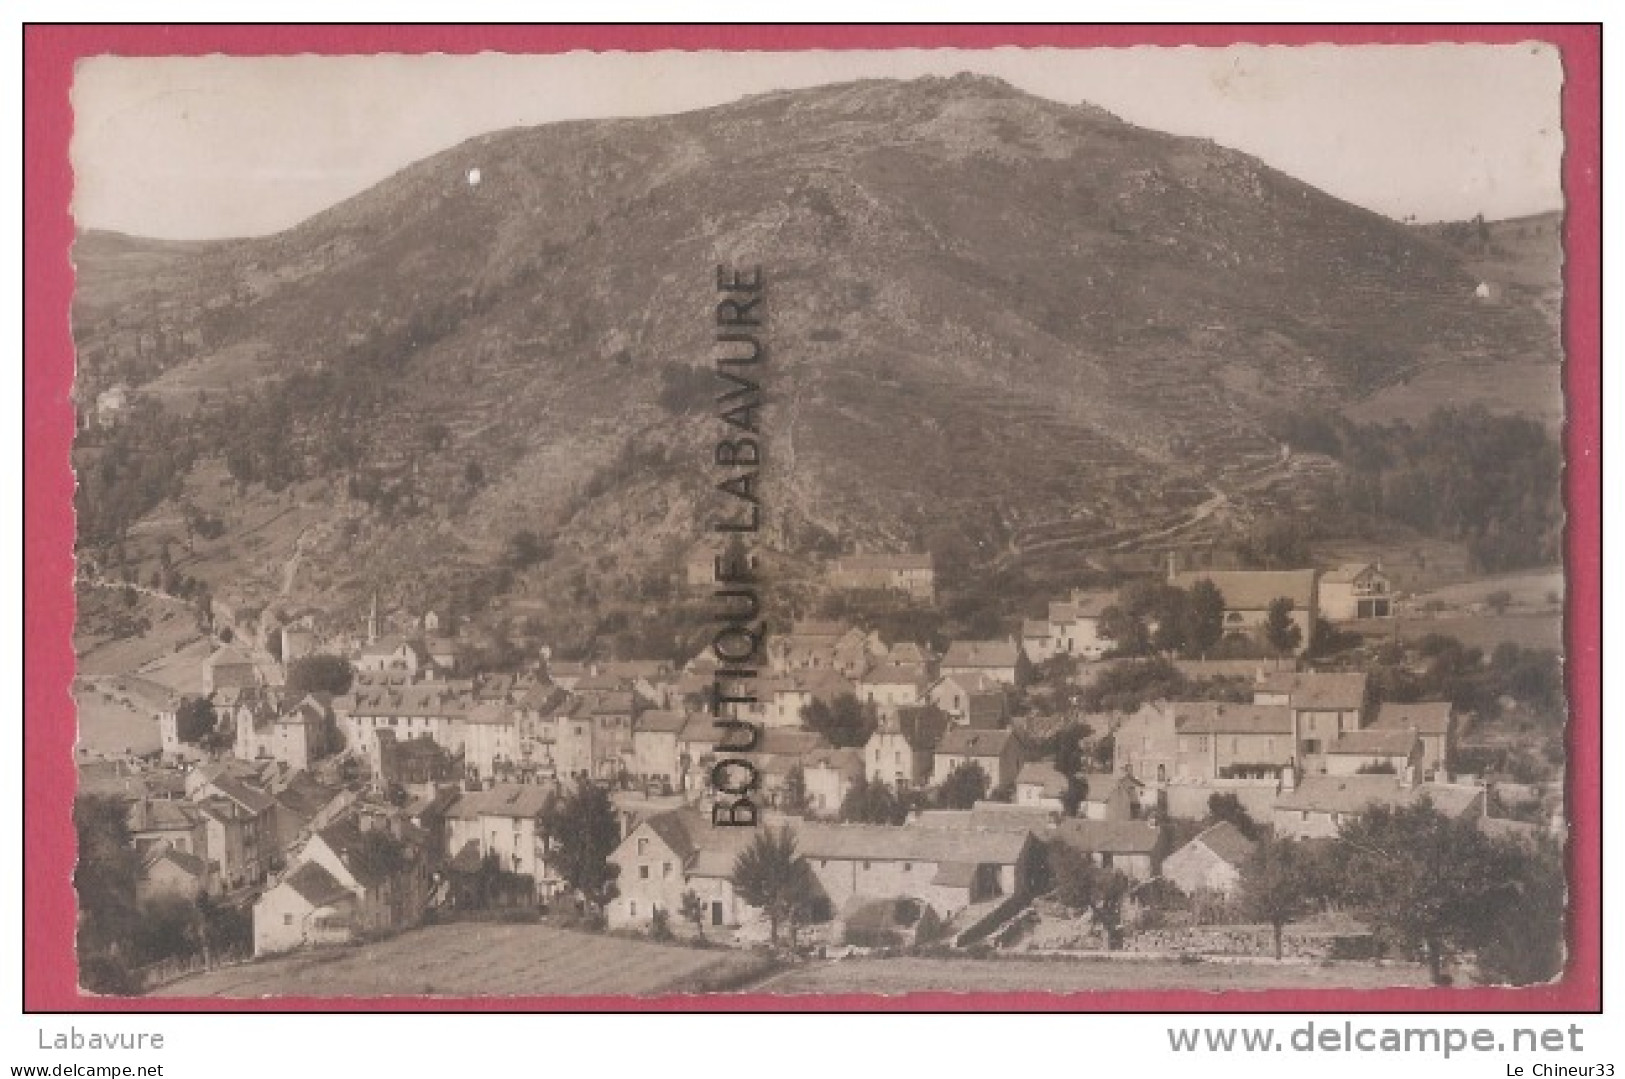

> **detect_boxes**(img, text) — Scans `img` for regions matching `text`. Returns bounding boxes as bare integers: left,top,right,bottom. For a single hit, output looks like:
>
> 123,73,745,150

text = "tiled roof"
1016,761,1069,797
936,727,1014,758
942,640,1020,670
1322,562,1382,584
586,692,635,715
345,685,473,718
283,860,355,908
1327,729,1417,756
1081,772,1136,801
803,747,865,778
796,821,1031,866
127,798,203,833
1372,701,1454,735
207,644,256,667
145,844,208,878
630,808,758,880
886,705,952,751
907,803,1057,834
1169,702,1292,735
1188,820,1257,866
677,713,723,745
1054,818,1163,855
464,701,515,726
275,775,343,822
634,710,688,734
199,773,277,815
447,783,555,821
1256,671,1368,711
933,672,1005,696
1276,777,1482,818
861,663,930,688
601,660,673,679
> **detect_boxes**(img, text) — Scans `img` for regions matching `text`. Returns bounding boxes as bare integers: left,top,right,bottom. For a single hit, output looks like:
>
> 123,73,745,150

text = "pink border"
24,23,1601,1013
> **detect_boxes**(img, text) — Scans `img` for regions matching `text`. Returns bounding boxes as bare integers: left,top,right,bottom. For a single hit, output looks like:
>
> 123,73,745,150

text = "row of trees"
1041,799,1564,986
1097,580,1301,660
1235,802,1565,985
1368,635,1564,724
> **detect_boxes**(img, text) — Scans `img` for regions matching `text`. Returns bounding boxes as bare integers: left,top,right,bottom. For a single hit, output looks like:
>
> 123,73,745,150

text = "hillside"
70,74,1563,643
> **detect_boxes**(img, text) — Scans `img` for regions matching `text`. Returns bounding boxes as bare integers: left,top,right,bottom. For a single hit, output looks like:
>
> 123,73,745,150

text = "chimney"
1166,551,1179,583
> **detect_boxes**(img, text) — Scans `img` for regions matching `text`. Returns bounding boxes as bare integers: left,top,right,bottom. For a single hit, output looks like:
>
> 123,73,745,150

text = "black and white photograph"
60,41,1579,1001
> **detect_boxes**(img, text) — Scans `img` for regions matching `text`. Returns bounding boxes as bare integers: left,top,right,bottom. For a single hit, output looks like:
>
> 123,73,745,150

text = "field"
1349,613,1564,654
754,955,1430,994
154,923,776,998
155,922,1433,999
1411,568,1566,611
752,955,1430,995
71,680,162,757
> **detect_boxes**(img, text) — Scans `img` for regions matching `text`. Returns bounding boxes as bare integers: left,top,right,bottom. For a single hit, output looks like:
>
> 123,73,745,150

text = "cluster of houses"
94,557,1555,959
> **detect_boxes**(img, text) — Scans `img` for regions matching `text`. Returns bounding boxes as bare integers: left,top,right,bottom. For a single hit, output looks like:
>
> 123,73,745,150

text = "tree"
1046,724,1091,816
782,764,810,815
680,889,707,942
463,459,486,488
1081,657,1187,714
1051,724,1089,778
199,712,236,757
730,826,821,947
936,760,989,810
839,773,908,825
1096,604,1150,658
1263,598,1302,658
1207,792,1261,841
540,781,620,912
1474,835,1566,986
1182,579,1226,657
1049,841,1132,949
1239,836,1317,960
173,696,217,744
801,694,878,750
1336,801,1521,984
650,908,675,941
1485,590,1514,616
74,793,142,992
347,828,408,885
285,654,355,698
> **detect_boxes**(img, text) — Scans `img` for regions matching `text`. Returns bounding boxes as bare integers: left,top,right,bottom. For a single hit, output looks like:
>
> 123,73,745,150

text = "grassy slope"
154,923,773,998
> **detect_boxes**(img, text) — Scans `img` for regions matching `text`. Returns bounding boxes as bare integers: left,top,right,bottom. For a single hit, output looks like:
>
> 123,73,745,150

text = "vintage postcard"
27,27,1599,1008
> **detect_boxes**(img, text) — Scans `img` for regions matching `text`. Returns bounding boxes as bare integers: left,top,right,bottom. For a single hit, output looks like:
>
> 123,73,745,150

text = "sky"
70,45,1565,241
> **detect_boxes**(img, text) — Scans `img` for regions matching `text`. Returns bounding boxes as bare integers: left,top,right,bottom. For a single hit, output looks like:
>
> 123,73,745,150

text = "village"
73,544,1567,995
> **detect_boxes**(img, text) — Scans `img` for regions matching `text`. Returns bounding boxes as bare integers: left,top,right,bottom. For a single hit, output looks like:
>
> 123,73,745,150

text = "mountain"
70,74,1561,643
